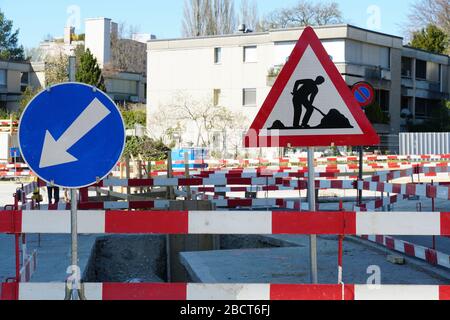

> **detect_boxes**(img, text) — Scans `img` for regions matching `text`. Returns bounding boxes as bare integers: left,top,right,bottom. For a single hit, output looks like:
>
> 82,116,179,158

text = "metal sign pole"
70,188,79,300
307,147,318,284
358,146,363,205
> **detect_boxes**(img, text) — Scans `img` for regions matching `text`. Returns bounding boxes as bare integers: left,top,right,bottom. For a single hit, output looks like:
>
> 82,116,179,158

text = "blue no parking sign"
19,83,125,188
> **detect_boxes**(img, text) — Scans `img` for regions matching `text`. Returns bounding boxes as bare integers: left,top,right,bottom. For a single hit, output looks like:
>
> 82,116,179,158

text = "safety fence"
360,235,450,269
1,283,449,301
4,154,450,181
0,210,449,301
0,211,449,236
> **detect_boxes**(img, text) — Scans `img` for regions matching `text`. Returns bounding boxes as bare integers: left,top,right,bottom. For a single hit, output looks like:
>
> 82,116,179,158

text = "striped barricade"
1,283,449,301
0,211,449,236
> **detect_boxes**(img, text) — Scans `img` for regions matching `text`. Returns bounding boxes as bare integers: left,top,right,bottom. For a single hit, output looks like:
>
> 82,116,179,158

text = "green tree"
0,9,25,61
364,102,390,125
16,86,42,119
75,48,106,91
120,108,147,129
123,136,170,161
410,24,448,54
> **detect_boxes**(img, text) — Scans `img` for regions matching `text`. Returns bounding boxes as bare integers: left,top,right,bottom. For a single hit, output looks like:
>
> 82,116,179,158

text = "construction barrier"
0,283,449,301
360,235,450,269
19,250,37,283
0,211,449,236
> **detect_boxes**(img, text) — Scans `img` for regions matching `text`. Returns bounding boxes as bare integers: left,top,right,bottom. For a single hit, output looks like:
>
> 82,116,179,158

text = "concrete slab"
180,235,450,285
0,234,97,283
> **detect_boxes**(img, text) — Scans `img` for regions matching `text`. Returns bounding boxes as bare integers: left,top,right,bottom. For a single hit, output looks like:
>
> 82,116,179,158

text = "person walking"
47,182,60,204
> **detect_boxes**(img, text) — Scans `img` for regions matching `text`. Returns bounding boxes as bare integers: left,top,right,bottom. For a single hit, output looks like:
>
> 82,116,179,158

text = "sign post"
351,82,375,205
70,188,79,300
244,27,380,283
18,82,125,300
307,147,318,283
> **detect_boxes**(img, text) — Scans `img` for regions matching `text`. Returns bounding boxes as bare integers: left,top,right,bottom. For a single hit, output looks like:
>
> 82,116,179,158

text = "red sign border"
244,26,380,147
352,81,375,108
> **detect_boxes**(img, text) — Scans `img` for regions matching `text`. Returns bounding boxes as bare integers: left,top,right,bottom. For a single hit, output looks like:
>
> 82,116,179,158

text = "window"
416,59,427,80
415,98,440,119
0,70,6,87
243,88,256,107
375,90,390,113
243,46,257,63
21,72,29,92
401,57,412,78
214,48,222,64
213,89,221,106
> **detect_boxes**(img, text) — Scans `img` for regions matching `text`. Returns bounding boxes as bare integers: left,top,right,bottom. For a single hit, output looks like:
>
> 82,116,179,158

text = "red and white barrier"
19,250,37,283
138,154,450,168
1,283,449,300
358,181,450,200
355,195,408,212
360,235,450,269
0,211,449,236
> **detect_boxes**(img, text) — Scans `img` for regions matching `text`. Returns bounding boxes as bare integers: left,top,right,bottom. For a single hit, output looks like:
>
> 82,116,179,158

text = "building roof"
148,24,403,43
147,24,404,51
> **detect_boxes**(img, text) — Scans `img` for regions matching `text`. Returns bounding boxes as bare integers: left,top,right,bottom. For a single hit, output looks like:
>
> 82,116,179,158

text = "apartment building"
35,18,148,105
147,24,450,152
0,60,42,111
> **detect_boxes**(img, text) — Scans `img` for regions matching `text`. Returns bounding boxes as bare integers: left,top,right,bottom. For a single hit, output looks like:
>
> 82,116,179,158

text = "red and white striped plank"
358,180,450,200
282,179,356,190
283,200,355,211
0,171,32,177
193,171,338,178
19,250,37,283
99,177,287,187
140,154,450,167
360,235,450,269
0,210,449,236
1,283,449,301
354,195,408,212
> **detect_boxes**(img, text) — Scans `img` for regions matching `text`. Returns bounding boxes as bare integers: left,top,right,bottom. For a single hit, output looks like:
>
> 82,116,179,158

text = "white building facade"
147,25,450,153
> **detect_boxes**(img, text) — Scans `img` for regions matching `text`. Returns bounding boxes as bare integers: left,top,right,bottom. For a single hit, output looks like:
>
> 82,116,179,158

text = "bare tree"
260,0,343,30
182,0,210,36
107,22,147,75
182,0,237,36
407,0,450,34
239,0,261,31
214,0,237,35
45,53,69,86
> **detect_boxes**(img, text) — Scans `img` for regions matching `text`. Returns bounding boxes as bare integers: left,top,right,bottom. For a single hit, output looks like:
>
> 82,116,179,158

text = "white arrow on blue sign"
19,83,126,189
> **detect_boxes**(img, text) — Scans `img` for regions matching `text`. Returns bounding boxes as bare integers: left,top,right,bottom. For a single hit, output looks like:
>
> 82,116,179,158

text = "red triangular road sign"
244,26,380,148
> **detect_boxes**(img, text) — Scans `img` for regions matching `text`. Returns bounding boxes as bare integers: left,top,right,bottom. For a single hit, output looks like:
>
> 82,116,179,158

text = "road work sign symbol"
19,83,125,188
244,26,380,148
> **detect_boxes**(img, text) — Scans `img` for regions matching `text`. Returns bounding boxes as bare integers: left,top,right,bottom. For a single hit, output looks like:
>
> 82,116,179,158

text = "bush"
364,102,390,124
408,101,450,132
123,136,170,161
120,108,146,129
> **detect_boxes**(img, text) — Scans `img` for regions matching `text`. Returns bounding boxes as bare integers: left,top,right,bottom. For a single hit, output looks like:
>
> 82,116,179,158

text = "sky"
2,0,417,49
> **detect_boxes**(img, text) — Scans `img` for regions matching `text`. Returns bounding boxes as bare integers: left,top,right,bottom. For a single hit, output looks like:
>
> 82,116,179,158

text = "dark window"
214,47,222,64
0,69,6,87
376,90,390,113
401,96,410,110
401,57,412,78
416,59,427,80
21,72,29,92
415,98,440,118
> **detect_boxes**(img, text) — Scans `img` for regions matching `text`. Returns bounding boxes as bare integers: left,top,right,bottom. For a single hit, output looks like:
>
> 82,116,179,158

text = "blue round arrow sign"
19,83,126,189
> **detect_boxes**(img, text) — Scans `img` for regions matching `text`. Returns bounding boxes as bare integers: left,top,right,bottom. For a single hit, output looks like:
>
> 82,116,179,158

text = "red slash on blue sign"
351,82,375,108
